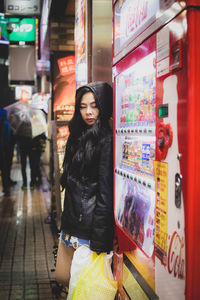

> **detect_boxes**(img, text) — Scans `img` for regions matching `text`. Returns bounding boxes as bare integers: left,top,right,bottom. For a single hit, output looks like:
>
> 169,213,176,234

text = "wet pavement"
0,161,67,300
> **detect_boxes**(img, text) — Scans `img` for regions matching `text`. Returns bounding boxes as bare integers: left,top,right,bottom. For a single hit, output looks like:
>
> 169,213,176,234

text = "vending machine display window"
114,51,156,257
115,175,155,257
115,51,156,128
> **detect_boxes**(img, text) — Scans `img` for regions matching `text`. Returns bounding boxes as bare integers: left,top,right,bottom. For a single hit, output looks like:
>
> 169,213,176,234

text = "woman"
55,81,114,287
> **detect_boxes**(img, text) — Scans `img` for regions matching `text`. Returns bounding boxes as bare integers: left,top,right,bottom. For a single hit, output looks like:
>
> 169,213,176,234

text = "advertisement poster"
56,124,70,171
115,174,155,257
15,85,32,101
154,161,168,258
75,0,87,88
53,54,76,121
56,123,70,209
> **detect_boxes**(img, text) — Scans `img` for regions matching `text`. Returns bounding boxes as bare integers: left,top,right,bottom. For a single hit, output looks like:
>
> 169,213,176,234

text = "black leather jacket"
60,129,114,252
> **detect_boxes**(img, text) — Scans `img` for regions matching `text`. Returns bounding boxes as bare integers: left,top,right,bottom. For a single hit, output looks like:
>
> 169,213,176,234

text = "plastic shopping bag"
67,246,93,300
71,252,117,300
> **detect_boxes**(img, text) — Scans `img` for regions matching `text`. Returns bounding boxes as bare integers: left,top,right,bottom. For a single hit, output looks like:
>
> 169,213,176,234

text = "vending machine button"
138,179,142,184
177,153,182,160
148,183,152,188
143,181,146,186
130,175,133,180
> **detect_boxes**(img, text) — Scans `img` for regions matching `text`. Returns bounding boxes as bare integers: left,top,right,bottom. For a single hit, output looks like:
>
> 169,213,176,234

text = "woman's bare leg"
55,241,75,287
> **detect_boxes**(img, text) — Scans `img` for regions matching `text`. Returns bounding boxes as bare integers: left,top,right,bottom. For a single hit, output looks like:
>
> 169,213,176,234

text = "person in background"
7,129,17,186
17,135,35,190
55,81,114,288
0,109,11,196
31,133,47,186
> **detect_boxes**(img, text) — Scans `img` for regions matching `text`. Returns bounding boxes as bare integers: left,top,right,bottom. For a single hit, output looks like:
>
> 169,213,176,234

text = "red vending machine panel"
114,49,156,258
113,0,186,64
113,0,200,299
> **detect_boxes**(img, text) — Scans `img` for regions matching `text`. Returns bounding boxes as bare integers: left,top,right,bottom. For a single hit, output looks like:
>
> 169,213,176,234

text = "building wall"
91,0,112,85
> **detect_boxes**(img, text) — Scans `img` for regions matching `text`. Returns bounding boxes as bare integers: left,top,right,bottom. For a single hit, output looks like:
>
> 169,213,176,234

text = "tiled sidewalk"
0,162,65,300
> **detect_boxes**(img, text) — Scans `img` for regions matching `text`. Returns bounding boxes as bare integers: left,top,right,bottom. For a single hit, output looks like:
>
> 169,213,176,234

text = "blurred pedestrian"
17,135,35,190
31,133,47,186
0,109,11,196
7,129,17,186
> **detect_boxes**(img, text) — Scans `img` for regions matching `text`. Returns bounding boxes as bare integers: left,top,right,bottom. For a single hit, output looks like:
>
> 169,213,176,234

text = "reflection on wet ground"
0,162,66,300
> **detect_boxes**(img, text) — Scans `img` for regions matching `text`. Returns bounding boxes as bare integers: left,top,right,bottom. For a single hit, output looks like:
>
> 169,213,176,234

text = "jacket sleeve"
90,134,114,252
60,134,72,190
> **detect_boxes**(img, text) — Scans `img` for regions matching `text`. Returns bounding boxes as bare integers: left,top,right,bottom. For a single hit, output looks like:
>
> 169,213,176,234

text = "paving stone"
0,163,59,299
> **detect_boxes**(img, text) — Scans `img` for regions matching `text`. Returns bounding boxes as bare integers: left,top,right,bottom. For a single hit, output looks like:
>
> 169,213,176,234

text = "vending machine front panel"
114,38,156,257
113,11,189,299
113,1,200,299
113,0,186,64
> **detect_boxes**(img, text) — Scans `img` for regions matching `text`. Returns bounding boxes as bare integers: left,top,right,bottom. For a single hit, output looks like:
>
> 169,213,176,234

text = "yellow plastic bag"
71,252,117,300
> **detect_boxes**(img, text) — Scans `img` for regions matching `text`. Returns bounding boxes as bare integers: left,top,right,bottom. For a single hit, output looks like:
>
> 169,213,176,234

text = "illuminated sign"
0,14,9,44
120,0,159,46
15,85,32,100
57,56,75,75
8,18,35,41
53,55,76,121
75,0,88,88
114,0,159,57
32,93,50,113
5,0,40,16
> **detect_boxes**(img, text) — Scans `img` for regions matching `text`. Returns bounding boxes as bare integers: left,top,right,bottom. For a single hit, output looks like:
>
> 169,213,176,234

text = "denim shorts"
59,230,90,249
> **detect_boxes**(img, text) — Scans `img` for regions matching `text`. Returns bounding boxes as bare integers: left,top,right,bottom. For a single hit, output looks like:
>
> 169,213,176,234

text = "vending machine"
113,1,200,299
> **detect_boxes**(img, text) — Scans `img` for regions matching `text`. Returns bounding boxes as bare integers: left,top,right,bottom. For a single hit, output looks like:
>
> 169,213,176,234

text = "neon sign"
11,23,33,33
8,18,35,42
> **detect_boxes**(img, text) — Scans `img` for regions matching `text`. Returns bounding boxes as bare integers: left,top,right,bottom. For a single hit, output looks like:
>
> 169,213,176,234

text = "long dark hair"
62,82,112,179
69,87,100,138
